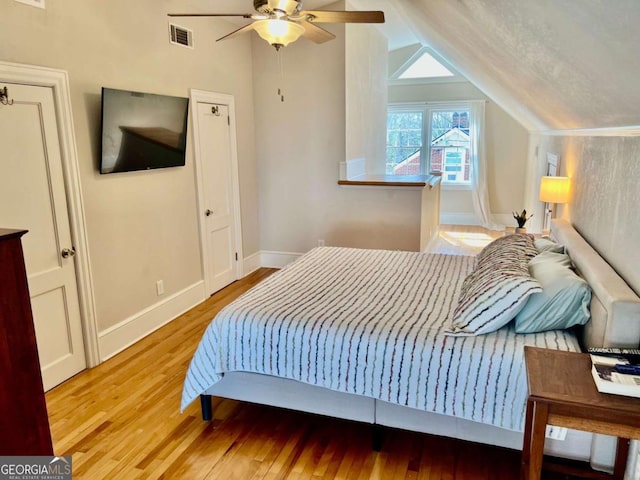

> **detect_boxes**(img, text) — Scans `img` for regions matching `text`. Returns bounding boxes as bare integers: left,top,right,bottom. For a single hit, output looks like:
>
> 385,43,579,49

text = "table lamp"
539,176,570,230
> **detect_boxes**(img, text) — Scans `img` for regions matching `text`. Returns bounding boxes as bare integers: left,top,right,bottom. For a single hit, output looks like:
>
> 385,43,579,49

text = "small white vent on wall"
15,0,45,9
169,23,194,49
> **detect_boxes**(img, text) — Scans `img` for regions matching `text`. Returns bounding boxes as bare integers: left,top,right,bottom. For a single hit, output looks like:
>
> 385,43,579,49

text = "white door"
0,82,86,391
196,101,238,295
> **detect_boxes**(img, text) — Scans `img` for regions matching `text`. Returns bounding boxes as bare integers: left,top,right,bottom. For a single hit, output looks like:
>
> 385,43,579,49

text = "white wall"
0,1,259,341
529,131,640,478
536,134,640,297
253,5,425,254
389,81,529,225
345,24,388,174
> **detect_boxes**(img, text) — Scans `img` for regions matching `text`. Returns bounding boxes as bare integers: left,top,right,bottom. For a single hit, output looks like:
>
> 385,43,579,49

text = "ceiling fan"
168,0,385,50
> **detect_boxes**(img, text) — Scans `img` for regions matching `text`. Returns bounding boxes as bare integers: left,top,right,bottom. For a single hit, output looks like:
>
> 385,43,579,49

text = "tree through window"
386,109,424,175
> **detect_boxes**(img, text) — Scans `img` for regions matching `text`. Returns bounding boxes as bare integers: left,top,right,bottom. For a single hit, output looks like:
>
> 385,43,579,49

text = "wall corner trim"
242,251,262,276
538,125,640,137
98,281,206,361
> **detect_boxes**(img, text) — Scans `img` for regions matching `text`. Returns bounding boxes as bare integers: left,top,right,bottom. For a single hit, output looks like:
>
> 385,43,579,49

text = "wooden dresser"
0,229,53,455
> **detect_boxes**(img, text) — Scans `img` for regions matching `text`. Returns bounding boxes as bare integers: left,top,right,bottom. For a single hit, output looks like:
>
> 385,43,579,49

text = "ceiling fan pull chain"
276,48,285,102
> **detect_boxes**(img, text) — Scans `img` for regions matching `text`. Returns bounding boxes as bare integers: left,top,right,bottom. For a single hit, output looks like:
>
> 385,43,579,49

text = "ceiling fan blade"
299,10,385,24
168,13,261,19
216,23,256,42
297,20,336,44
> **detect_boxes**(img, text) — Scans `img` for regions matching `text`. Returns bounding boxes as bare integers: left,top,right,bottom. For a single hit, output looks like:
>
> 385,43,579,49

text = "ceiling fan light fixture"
254,19,304,48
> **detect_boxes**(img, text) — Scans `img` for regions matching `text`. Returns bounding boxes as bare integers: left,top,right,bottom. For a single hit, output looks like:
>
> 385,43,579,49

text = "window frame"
387,101,475,188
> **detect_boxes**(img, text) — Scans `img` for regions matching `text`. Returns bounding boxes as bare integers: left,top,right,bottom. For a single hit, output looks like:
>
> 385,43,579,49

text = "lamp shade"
253,19,305,48
539,176,570,204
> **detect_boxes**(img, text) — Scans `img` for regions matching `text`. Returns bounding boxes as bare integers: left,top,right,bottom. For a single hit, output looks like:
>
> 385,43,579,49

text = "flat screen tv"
100,87,189,174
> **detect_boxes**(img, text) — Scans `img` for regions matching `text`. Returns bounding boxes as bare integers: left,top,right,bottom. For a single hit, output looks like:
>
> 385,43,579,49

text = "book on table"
588,348,640,399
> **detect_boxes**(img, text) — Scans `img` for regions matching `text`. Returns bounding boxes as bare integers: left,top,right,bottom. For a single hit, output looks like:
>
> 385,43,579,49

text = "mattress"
181,246,580,431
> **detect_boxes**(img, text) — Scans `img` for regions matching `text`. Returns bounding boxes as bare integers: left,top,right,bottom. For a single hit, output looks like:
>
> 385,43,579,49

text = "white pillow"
534,237,565,254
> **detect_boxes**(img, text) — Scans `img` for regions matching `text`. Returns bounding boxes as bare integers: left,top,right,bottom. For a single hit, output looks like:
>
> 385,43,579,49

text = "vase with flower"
513,209,533,233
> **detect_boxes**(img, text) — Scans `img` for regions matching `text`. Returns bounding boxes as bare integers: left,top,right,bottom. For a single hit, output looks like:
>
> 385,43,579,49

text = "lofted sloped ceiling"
394,0,640,131
177,0,640,131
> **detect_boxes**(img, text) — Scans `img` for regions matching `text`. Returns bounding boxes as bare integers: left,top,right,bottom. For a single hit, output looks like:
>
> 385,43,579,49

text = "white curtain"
469,101,504,231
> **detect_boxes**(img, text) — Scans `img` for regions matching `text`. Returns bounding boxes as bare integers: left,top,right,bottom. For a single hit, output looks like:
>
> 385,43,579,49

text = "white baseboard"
440,212,514,230
440,212,480,226
494,213,514,228
242,251,262,276
261,250,303,268
422,225,441,253
98,281,206,361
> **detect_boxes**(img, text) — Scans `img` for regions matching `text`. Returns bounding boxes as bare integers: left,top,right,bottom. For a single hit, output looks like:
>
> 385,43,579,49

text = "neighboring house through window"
386,102,474,187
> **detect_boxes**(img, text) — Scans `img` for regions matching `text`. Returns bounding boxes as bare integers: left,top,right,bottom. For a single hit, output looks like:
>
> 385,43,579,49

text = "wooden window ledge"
338,174,441,189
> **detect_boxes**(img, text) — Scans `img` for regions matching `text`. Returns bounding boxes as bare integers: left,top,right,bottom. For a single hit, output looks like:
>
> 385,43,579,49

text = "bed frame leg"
372,424,384,451
200,394,213,421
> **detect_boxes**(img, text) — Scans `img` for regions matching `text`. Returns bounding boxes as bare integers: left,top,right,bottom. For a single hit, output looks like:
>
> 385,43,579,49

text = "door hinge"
227,116,230,126
235,252,238,261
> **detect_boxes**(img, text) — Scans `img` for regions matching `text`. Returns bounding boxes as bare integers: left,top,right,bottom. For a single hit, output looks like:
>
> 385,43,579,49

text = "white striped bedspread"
181,246,580,431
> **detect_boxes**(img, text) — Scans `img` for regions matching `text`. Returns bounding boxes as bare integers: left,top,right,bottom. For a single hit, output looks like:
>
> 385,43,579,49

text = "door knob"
205,209,213,216
61,247,76,258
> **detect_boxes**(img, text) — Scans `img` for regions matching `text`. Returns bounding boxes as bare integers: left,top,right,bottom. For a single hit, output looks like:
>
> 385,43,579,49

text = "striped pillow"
447,235,542,336
475,233,538,267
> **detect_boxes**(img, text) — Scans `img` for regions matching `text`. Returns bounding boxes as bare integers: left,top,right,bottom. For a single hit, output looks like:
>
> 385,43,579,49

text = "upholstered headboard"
551,218,640,349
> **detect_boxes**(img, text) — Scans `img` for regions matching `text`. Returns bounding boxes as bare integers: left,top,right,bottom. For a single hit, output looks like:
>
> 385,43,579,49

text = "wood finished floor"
45,228,582,479
424,225,505,256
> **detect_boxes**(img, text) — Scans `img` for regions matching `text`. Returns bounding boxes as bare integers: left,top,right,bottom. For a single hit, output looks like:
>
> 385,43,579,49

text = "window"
386,103,474,186
389,46,464,85
385,109,425,175
429,108,471,185
398,51,454,80
444,149,462,177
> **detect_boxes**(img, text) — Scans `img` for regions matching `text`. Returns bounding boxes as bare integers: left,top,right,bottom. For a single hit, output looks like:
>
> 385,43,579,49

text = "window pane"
386,110,424,175
430,109,471,184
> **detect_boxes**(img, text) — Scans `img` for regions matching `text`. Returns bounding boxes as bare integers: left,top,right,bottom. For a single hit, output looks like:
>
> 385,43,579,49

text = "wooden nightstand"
522,346,640,480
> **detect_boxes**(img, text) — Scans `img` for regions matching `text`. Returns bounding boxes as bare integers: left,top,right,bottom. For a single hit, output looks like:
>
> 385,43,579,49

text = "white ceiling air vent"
169,23,193,49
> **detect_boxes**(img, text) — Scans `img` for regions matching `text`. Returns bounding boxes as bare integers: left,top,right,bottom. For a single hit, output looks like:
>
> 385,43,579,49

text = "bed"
181,219,640,470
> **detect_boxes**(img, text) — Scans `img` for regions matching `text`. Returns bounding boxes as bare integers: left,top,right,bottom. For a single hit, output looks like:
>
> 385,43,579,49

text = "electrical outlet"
545,425,568,441
318,239,325,247
156,280,164,296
